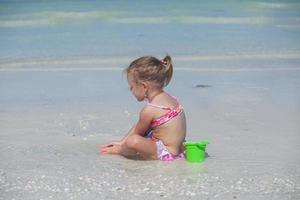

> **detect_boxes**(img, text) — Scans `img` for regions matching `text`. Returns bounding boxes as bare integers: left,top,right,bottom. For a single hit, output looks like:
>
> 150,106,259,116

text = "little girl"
100,55,186,161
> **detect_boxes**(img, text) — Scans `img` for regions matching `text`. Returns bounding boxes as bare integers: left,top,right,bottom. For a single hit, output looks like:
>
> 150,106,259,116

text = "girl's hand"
99,141,122,154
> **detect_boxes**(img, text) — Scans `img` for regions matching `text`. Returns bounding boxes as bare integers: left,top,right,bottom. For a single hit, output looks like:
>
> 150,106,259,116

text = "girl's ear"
140,81,148,89
141,81,149,99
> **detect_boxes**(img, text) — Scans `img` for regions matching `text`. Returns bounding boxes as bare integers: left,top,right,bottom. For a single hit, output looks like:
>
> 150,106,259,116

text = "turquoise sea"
0,0,300,70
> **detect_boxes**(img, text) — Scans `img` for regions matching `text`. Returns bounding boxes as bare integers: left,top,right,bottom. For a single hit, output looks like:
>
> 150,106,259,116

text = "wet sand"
0,69,300,199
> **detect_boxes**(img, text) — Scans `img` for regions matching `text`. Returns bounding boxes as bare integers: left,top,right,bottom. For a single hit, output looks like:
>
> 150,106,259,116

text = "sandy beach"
1,0,300,199
0,68,299,199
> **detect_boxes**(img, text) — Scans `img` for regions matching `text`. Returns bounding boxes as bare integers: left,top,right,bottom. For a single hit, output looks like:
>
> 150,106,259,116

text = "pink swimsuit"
149,104,182,128
146,96,185,161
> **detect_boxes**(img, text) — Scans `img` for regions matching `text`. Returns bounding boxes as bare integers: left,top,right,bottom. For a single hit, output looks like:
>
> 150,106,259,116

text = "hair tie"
161,59,167,65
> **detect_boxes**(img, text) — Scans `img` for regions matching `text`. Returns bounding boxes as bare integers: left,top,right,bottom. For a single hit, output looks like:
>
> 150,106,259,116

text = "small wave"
176,52,300,61
0,10,121,27
1,52,300,71
0,57,131,68
0,10,273,27
277,24,300,30
255,1,300,9
255,2,290,9
1,67,300,72
108,16,271,25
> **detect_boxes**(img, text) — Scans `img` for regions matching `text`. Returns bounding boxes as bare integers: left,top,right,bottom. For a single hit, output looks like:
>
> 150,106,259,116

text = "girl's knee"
125,134,141,149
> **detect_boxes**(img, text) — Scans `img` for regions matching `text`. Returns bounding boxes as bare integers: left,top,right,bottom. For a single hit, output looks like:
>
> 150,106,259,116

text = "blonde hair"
125,55,173,88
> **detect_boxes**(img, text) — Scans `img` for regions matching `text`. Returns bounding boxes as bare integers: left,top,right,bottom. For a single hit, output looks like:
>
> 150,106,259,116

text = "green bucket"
185,141,209,163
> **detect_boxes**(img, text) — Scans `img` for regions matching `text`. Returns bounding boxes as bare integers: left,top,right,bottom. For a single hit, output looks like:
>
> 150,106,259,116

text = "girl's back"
146,92,186,155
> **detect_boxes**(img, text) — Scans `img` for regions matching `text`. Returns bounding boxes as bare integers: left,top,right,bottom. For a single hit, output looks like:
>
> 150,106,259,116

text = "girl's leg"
122,134,157,160
100,134,157,160
100,125,138,157
100,141,137,157
100,124,156,159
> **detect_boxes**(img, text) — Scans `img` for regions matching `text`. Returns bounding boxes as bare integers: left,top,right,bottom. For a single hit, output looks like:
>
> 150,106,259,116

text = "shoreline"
1,66,300,72
1,51,300,70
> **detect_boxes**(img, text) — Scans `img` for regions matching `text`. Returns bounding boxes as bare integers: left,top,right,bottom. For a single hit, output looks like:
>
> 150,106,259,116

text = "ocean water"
0,0,300,69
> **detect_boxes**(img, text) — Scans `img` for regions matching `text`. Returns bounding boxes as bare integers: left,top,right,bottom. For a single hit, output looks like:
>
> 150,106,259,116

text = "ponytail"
161,55,173,87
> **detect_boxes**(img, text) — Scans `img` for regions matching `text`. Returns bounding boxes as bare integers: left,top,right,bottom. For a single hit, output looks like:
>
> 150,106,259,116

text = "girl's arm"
119,125,136,144
100,106,153,153
119,106,153,143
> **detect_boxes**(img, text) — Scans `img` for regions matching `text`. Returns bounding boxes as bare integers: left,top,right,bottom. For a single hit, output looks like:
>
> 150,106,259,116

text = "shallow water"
0,70,300,199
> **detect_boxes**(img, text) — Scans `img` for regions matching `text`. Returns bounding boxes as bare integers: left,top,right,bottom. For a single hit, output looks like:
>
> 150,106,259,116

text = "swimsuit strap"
146,95,180,110
146,103,171,110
